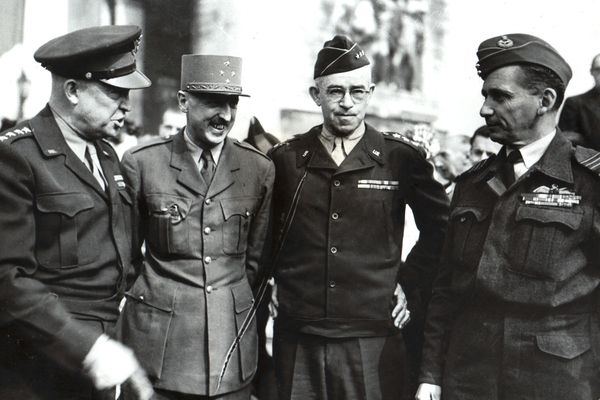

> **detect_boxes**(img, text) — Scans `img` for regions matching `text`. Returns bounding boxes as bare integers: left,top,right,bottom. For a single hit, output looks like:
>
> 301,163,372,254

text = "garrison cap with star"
476,33,572,85
314,35,370,78
180,54,249,97
34,25,151,89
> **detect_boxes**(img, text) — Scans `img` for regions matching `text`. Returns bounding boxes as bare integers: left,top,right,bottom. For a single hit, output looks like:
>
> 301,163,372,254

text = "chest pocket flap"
37,192,94,217
516,206,583,230
220,197,260,220
451,205,489,222
220,197,260,255
146,194,192,218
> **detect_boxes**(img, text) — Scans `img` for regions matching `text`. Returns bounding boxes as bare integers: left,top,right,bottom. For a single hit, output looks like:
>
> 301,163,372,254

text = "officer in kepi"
268,35,449,400
417,34,600,400
0,25,153,400
119,54,274,399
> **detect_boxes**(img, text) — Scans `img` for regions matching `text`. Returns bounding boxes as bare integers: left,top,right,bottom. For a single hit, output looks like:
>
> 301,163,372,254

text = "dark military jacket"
420,131,600,400
559,88,600,150
119,131,274,395
269,124,449,337
0,106,134,373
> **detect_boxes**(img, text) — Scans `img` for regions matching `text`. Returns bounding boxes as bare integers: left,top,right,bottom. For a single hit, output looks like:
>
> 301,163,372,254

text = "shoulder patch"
574,145,600,175
382,131,427,158
129,136,172,154
0,126,33,144
456,156,495,181
233,139,270,160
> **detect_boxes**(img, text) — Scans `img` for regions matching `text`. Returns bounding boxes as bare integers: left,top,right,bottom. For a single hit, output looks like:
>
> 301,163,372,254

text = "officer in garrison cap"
0,25,153,400
119,54,274,400
268,35,449,400
417,33,600,400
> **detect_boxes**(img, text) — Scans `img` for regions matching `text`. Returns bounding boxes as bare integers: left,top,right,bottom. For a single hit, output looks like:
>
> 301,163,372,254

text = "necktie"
500,149,523,187
331,137,347,166
85,144,106,190
200,150,216,185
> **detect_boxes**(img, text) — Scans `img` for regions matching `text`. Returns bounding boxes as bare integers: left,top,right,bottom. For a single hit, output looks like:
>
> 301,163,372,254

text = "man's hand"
83,335,154,399
268,279,278,319
391,283,410,329
415,383,442,400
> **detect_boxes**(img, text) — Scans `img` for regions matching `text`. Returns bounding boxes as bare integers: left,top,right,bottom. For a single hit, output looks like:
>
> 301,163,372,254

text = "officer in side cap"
417,33,600,400
268,35,449,400
0,25,153,400
119,54,274,399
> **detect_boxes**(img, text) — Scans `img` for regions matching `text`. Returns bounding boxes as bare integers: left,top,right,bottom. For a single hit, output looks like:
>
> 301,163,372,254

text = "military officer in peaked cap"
119,54,274,399
0,25,153,400
268,35,449,400
417,33,600,400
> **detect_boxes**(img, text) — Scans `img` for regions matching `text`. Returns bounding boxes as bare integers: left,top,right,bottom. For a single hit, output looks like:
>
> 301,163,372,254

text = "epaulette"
233,138,270,160
574,145,600,176
0,126,33,144
455,156,495,181
381,131,426,158
268,136,300,153
129,136,172,154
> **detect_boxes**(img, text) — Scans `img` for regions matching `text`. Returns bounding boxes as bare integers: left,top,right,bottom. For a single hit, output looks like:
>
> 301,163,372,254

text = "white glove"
415,383,442,400
82,334,142,389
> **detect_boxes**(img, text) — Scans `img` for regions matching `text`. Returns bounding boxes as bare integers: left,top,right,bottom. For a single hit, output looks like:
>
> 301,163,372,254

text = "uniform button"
331,212,339,220
333,180,341,187
205,198,212,205
330,246,337,254
206,285,213,293
204,256,212,264
139,295,144,301
204,227,211,235
329,280,336,288
459,216,466,223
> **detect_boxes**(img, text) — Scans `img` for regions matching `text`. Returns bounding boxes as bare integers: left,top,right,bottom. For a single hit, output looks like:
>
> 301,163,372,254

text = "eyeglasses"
324,87,370,103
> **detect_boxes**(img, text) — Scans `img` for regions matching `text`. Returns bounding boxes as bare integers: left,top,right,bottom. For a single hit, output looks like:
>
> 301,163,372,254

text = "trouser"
0,318,116,400
147,385,251,400
273,329,411,400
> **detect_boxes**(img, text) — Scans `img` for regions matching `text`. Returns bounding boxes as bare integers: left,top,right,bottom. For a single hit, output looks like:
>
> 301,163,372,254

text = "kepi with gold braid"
180,54,249,97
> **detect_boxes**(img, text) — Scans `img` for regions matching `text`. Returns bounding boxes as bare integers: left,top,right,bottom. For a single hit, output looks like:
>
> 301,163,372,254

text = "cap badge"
497,36,514,48
355,50,365,59
224,60,230,67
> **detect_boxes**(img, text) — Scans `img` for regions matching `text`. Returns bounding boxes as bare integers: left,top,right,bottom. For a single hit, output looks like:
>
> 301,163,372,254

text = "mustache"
210,116,230,126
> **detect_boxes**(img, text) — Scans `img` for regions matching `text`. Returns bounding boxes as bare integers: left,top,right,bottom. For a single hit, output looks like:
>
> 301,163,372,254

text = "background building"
1,0,599,143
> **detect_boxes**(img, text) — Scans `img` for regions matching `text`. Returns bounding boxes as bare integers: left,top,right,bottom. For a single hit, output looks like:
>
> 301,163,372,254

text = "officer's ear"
63,79,80,105
177,90,189,113
309,86,321,107
538,87,557,115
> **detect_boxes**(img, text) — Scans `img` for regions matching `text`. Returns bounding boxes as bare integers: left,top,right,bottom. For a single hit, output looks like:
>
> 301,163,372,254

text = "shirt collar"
183,127,224,163
319,123,366,153
49,106,89,163
513,129,556,169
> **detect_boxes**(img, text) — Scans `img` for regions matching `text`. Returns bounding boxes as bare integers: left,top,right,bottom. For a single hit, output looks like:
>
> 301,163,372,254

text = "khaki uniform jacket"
269,124,449,338
0,106,134,383
120,131,274,396
420,131,600,399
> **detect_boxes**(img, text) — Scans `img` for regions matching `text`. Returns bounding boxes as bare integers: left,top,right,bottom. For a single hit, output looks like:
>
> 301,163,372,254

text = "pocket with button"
146,194,192,255
449,205,490,268
220,197,260,255
508,205,586,281
35,192,96,268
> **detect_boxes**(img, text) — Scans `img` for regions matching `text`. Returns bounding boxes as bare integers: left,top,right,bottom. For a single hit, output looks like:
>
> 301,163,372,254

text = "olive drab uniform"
0,106,135,396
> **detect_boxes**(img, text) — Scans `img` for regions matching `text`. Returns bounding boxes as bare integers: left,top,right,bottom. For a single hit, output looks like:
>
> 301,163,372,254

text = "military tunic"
0,105,135,398
420,131,600,399
269,124,448,399
119,131,274,396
